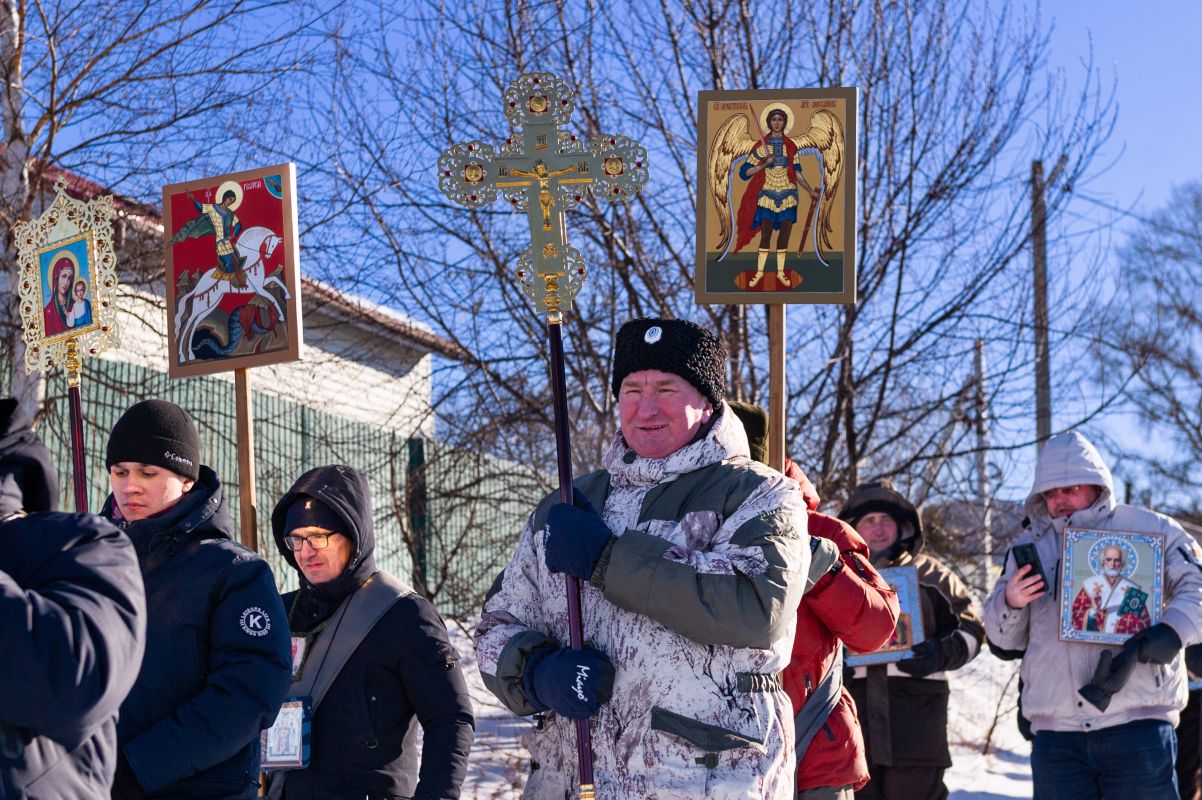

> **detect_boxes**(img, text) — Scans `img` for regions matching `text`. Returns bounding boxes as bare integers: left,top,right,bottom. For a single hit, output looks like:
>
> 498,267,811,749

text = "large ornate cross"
437,72,648,320
437,72,649,800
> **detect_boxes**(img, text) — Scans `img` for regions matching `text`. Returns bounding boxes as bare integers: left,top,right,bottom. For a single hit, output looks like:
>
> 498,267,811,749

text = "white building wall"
106,286,435,439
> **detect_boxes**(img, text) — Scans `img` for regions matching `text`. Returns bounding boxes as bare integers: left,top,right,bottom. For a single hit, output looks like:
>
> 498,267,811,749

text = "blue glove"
523,646,616,719
545,493,613,582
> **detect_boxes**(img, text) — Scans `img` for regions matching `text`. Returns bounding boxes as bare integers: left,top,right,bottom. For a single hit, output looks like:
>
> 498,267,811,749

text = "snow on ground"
448,621,1033,798
946,655,1032,799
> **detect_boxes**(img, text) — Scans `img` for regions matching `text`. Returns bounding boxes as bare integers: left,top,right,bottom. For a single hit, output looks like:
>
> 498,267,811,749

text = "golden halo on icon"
215,180,244,211
759,103,794,136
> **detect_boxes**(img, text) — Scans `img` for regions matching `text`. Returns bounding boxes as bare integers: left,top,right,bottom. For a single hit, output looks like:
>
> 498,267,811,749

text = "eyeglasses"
283,532,338,551
1042,485,1087,500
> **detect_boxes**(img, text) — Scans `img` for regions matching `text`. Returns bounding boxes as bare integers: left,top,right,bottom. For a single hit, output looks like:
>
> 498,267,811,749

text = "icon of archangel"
706,102,846,289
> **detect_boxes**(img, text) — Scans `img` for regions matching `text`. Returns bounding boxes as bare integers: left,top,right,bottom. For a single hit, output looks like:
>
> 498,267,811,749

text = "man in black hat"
102,399,291,799
477,317,810,799
0,398,145,798
265,464,474,800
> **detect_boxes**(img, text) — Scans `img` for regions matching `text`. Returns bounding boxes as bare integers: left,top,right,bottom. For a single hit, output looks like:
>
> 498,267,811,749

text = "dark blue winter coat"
0,512,146,800
102,467,291,799
0,396,146,800
269,465,474,800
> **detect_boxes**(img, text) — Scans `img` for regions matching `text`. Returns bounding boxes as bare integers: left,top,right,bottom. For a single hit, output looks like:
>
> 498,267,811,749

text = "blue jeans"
1032,719,1178,800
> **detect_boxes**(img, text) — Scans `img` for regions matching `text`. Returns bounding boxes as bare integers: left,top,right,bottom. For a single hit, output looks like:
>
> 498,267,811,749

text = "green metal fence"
31,358,545,619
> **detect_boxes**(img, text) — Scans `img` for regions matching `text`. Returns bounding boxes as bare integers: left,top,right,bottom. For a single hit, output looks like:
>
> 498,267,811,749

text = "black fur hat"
611,318,726,407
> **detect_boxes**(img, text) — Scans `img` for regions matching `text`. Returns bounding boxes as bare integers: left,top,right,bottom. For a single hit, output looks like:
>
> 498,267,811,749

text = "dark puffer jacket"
0,399,146,799
270,465,474,800
102,467,291,799
840,481,985,769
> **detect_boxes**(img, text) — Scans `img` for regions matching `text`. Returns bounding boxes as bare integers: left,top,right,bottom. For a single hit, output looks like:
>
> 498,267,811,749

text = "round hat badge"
644,326,663,344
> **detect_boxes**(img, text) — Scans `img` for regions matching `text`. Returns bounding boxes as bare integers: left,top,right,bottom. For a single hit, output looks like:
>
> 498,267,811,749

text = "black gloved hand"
522,645,616,720
1185,644,1202,681
544,491,614,582
895,633,970,678
1126,623,1183,665
1078,647,1139,711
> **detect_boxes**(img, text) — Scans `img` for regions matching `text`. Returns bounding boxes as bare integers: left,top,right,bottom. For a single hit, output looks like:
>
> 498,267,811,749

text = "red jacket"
783,509,900,791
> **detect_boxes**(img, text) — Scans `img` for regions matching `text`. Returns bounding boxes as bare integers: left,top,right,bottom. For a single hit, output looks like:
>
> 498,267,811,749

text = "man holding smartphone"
985,430,1202,800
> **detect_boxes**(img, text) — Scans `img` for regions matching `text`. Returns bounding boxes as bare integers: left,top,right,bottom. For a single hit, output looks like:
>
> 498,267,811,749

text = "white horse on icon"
175,225,290,363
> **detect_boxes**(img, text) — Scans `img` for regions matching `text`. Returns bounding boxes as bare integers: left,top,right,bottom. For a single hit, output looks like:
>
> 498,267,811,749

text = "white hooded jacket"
984,431,1202,733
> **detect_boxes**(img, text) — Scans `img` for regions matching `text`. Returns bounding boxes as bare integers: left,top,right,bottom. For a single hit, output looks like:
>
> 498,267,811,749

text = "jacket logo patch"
240,606,271,637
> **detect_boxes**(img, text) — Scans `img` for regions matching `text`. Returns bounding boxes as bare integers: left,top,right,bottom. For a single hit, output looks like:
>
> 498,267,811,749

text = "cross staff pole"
438,72,648,799
64,338,88,512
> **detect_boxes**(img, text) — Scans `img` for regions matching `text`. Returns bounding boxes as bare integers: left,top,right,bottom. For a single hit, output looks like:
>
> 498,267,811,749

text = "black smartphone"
1012,543,1048,592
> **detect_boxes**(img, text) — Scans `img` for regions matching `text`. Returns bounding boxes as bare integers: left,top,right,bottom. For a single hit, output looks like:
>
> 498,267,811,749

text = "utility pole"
1031,160,1051,450
974,339,993,583
1031,156,1067,451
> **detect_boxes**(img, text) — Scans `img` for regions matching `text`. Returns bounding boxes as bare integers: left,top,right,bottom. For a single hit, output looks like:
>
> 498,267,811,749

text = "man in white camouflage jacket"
477,317,812,799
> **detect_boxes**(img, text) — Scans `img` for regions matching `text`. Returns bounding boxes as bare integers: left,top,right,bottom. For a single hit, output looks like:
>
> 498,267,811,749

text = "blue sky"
984,2,1202,503
955,2,1202,504
1046,1,1202,216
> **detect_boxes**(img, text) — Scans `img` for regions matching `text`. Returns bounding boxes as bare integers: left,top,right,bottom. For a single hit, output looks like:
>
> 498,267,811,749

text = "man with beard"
1071,545,1151,635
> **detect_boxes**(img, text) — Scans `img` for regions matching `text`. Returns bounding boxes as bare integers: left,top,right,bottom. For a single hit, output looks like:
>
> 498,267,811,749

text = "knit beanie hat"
284,496,344,534
611,318,727,406
106,399,201,481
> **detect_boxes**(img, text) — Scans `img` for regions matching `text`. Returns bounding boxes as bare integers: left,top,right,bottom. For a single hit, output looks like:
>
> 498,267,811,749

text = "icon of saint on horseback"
164,165,302,378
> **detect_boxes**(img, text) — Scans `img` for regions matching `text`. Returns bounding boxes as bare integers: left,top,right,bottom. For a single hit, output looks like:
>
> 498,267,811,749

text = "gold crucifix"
510,162,579,230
